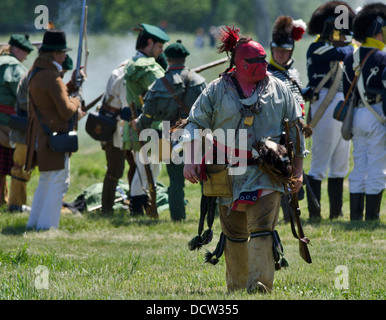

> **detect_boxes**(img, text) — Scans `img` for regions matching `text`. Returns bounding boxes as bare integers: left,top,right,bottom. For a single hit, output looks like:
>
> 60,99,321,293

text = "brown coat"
26,58,80,172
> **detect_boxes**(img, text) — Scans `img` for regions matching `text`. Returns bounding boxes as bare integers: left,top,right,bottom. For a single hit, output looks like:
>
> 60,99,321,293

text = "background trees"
1,0,364,42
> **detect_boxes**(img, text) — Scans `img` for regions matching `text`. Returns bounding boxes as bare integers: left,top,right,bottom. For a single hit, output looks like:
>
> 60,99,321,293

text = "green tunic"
136,64,206,131
122,53,165,151
0,54,27,125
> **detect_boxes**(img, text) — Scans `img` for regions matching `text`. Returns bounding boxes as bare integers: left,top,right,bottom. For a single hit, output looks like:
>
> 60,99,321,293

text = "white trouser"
309,88,350,181
27,155,70,231
130,151,161,196
349,102,386,194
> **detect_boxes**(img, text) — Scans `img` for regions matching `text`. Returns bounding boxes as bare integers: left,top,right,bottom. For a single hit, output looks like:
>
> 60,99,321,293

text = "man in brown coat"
26,29,82,231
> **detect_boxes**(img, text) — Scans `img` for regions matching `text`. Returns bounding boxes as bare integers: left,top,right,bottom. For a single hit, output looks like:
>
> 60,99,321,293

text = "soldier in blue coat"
305,1,355,220
342,3,386,221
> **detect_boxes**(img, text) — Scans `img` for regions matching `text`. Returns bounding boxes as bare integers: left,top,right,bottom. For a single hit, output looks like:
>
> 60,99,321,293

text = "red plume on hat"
271,16,306,49
292,19,307,41
217,25,240,54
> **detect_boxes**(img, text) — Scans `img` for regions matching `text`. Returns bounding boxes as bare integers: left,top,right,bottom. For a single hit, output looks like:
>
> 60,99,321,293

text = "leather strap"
336,48,377,120
161,74,191,115
309,62,342,128
355,49,385,124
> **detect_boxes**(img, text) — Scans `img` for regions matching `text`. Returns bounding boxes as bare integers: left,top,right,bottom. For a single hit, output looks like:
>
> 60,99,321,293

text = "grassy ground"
0,33,385,302
0,130,385,301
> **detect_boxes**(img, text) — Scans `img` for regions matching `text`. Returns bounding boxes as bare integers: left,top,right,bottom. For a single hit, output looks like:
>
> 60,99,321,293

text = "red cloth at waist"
0,104,16,115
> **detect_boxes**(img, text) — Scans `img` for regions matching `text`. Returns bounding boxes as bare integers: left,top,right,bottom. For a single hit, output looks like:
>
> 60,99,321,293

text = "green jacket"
122,53,165,151
0,54,27,125
136,64,206,131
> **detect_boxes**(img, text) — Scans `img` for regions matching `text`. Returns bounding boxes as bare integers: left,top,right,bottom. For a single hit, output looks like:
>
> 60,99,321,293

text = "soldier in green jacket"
133,40,206,221
122,23,169,216
0,34,34,206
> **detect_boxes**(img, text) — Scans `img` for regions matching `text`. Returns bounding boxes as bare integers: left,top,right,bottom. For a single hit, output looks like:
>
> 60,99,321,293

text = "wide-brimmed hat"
8,34,34,53
40,30,72,52
164,40,190,58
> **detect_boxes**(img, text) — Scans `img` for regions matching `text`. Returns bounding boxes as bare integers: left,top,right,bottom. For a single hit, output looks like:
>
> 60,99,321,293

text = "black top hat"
40,30,72,52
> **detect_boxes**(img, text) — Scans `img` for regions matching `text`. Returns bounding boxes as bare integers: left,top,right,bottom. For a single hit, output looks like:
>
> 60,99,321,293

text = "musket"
81,93,104,112
129,101,158,219
192,57,229,73
0,41,42,48
84,57,229,114
73,0,87,90
283,118,312,264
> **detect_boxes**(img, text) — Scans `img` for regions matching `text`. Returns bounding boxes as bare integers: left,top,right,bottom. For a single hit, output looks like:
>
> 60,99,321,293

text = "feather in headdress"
217,25,240,54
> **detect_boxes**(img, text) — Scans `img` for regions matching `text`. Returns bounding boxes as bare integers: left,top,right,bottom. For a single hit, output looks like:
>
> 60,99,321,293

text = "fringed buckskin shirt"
183,71,307,206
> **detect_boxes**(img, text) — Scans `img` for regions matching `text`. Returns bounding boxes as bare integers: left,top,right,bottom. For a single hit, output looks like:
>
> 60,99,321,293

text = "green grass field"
0,130,385,301
0,33,385,302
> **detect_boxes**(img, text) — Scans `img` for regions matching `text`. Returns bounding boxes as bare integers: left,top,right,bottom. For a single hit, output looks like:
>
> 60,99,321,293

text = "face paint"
235,41,268,82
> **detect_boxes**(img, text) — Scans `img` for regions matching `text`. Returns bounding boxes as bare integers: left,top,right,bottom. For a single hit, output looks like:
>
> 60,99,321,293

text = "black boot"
306,175,321,220
280,194,290,223
129,195,145,216
101,176,118,214
328,178,344,219
350,193,364,221
365,191,383,221
142,194,150,215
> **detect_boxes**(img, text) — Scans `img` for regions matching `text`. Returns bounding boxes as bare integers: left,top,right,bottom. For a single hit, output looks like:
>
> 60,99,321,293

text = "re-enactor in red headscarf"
183,26,307,293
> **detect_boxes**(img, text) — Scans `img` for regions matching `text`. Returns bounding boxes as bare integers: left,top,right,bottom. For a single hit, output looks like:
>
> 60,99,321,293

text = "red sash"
0,104,16,115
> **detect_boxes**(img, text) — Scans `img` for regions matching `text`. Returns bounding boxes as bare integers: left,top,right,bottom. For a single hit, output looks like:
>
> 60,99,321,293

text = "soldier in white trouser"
305,1,355,220
342,3,386,221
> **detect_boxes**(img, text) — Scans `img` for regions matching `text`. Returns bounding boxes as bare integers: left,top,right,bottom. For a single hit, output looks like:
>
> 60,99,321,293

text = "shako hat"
8,34,34,53
271,16,307,49
353,3,386,42
164,40,190,58
308,1,355,38
40,29,72,52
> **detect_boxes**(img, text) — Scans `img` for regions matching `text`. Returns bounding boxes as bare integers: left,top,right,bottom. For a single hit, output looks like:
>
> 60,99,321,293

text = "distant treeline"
1,0,361,46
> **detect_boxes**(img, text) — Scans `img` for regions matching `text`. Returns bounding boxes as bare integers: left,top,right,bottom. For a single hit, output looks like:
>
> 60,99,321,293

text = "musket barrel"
75,0,87,88
192,57,229,73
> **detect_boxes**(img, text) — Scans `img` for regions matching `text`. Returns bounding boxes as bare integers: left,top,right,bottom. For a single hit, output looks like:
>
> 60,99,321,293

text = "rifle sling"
335,48,377,120
161,74,191,116
309,62,342,128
